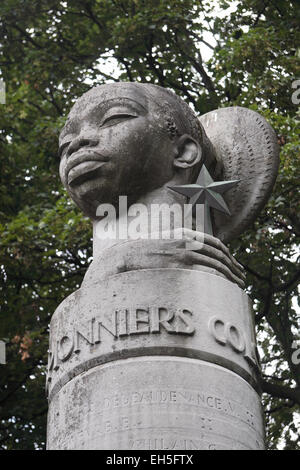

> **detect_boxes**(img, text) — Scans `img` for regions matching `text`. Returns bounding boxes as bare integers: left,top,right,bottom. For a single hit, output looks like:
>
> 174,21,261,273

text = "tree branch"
241,262,270,282
262,379,300,405
274,270,300,293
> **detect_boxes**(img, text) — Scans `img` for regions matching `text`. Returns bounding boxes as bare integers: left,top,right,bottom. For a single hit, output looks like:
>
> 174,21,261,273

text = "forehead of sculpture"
60,82,196,145
68,83,149,119
59,83,154,142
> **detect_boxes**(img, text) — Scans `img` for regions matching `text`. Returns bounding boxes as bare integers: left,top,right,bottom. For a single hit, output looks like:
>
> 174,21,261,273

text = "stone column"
46,236,264,450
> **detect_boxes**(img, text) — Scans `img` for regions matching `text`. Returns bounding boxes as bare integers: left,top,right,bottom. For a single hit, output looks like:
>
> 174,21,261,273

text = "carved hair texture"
139,83,220,178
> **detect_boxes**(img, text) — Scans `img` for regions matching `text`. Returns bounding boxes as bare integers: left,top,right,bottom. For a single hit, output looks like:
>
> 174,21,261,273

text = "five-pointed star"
168,164,239,233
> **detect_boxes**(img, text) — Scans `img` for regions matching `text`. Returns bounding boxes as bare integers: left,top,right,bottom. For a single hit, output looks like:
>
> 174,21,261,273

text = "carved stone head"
59,82,217,218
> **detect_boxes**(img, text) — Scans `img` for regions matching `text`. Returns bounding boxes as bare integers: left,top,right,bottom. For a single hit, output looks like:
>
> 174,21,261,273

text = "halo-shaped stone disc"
199,107,279,243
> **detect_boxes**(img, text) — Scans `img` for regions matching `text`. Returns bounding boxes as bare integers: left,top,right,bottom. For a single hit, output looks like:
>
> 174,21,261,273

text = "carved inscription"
47,306,195,386
100,402,260,450
128,438,257,450
115,306,195,337
100,388,257,431
129,438,212,450
103,413,213,435
98,387,261,450
208,316,260,369
47,309,260,392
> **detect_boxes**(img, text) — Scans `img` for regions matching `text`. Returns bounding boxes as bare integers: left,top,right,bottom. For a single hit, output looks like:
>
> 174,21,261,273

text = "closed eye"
101,113,137,128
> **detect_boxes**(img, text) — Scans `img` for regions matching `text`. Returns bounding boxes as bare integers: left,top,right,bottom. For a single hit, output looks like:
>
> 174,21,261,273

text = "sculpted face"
59,83,205,218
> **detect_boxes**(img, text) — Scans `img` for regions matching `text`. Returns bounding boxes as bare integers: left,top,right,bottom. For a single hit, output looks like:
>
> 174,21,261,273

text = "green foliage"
0,0,299,449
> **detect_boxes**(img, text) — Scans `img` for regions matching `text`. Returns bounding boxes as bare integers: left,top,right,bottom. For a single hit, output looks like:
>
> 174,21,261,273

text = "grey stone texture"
47,267,263,450
47,82,279,450
199,107,279,243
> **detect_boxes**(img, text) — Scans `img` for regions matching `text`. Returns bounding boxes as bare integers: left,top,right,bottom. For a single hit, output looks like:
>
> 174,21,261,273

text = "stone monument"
46,83,279,450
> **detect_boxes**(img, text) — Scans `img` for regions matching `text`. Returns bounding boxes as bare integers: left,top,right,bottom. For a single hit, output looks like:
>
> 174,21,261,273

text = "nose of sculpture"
67,130,99,158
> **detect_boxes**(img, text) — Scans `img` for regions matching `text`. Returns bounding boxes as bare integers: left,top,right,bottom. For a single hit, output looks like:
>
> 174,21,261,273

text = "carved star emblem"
169,165,239,236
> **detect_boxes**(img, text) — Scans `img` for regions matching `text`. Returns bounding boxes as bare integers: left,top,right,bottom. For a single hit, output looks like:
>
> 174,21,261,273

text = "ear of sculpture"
173,135,202,170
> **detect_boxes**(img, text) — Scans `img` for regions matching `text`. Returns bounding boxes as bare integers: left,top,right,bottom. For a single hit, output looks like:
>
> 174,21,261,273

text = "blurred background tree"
0,0,299,449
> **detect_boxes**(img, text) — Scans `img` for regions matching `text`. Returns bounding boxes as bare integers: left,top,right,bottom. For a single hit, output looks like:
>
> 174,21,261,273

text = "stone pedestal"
46,267,264,450
48,83,279,450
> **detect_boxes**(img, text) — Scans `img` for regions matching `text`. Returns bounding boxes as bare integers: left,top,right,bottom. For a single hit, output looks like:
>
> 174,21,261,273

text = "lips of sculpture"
68,160,107,186
64,148,108,186
66,149,108,174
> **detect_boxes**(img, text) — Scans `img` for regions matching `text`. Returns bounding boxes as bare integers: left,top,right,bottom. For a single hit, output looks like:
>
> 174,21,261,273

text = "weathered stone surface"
86,230,246,288
199,107,279,243
47,83,279,450
58,83,214,221
46,269,259,401
58,83,279,241
46,268,264,449
47,357,264,450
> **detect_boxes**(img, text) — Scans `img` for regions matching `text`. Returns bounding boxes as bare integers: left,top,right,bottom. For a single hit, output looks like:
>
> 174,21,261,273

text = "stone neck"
92,181,186,258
